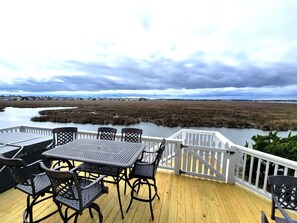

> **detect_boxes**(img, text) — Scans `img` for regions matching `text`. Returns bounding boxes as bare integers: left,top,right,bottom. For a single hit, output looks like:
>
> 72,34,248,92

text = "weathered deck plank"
0,169,274,222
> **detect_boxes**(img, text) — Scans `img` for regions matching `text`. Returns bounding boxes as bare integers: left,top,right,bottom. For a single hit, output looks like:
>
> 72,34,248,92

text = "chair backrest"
52,127,78,147
121,128,143,143
0,154,33,188
268,175,297,212
40,162,82,210
97,127,117,141
153,139,166,171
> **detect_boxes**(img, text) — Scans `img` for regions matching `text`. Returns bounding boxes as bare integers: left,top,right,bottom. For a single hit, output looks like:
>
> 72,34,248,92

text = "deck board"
0,169,278,222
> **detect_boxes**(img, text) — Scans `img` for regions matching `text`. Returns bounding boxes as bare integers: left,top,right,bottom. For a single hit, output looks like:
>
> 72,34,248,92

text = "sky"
0,0,297,100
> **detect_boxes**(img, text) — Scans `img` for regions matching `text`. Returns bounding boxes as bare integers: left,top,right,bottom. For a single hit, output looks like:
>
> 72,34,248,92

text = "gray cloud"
2,56,297,96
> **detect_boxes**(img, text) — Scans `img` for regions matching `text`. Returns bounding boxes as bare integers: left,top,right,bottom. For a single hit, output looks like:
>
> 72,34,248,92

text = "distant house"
7,96,22,101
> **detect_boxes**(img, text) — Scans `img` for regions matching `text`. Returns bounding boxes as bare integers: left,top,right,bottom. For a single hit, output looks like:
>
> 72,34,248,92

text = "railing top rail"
236,144,297,169
168,129,183,139
179,128,217,135
214,131,236,146
169,128,236,146
2,125,297,169
0,126,22,132
0,125,183,144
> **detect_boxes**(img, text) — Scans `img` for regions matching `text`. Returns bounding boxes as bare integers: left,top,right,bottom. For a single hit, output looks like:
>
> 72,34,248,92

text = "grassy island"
1,100,297,131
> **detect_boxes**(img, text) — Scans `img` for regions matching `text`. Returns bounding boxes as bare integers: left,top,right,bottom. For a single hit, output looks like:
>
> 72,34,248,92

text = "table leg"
124,168,133,191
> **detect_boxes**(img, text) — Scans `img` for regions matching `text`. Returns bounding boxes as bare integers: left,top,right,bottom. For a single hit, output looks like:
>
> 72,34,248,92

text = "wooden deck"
0,169,275,223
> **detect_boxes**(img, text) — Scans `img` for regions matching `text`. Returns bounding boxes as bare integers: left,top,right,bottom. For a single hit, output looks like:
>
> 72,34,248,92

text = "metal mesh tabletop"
43,138,146,168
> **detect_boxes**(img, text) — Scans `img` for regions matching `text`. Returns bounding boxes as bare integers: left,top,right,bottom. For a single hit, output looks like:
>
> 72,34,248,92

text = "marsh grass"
1,100,297,131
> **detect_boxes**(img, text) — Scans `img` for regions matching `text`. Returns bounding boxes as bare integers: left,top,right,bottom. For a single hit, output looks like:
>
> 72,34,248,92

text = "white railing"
0,125,182,173
234,144,297,198
2,125,297,200
169,128,297,199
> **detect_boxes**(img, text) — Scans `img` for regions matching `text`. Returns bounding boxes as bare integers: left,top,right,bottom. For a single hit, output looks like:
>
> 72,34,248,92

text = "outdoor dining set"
1,127,297,222
0,127,166,222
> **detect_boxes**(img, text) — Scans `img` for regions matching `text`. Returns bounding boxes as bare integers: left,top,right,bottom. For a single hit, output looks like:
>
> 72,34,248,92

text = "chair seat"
16,174,51,196
55,178,105,212
130,161,155,179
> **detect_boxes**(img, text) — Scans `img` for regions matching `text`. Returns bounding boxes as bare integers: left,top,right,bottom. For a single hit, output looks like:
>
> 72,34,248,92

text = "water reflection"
0,107,296,146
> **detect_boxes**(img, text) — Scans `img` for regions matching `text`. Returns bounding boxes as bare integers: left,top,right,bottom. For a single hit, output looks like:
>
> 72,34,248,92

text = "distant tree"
244,131,297,181
249,131,297,161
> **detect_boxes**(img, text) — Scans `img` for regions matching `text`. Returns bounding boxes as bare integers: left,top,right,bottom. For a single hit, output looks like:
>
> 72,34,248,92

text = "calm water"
0,107,296,146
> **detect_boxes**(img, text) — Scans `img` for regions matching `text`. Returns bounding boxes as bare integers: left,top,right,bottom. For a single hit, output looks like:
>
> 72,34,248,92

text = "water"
0,107,296,146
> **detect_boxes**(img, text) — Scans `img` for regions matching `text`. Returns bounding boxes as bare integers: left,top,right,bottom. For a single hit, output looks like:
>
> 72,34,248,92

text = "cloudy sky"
1,0,297,100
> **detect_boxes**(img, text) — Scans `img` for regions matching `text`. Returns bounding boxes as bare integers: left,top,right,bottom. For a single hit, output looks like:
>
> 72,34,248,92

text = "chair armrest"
27,159,51,176
80,175,106,190
46,141,53,150
143,150,157,154
272,195,296,223
27,159,43,168
27,159,48,173
138,150,157,161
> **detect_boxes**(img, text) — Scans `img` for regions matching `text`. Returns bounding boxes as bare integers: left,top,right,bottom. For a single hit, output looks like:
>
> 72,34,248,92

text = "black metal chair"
97,127,117,140
268,175,297,223
78,126,128,219
0,154,57,223
126,138,166,220
40,162,108,223
121,128,143,143
121,127,143,195
48,127,78,167
50,127,78,148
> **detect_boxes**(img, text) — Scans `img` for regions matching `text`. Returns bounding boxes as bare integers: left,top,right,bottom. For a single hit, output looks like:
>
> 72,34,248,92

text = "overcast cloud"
1,0,297,99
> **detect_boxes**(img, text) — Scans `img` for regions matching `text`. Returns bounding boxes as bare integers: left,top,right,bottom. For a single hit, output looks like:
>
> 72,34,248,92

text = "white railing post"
174,140,183,175
226,145,237,184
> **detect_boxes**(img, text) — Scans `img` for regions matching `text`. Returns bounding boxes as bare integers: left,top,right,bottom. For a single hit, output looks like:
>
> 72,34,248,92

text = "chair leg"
127,179,139,213
271,200,276,220
126,194,134,213
153,179,160,199
90,203,103,223
146,179,154,220
23,194,58,223
73,214,79,223
124,169,127,195
136,180,141,193
89,206,94,218
25,195,33,223
55,202,66,222
127,178,158,220
65,207,69,221
55,202,79,223
99,211,103,223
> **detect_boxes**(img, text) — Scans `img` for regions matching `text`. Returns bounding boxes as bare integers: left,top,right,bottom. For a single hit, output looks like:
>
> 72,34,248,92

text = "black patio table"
42,138,146,219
